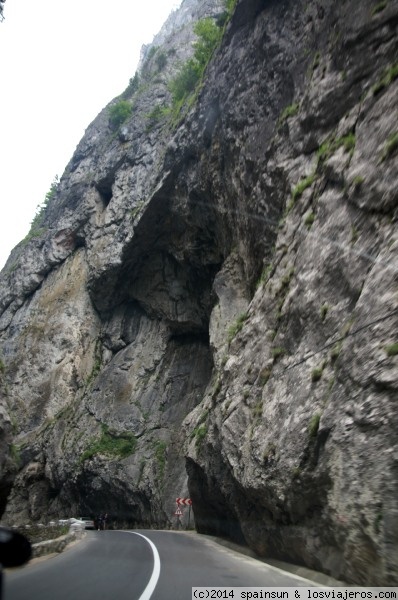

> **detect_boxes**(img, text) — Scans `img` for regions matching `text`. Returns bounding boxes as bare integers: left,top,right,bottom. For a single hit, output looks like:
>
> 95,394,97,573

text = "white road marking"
127,531,161,600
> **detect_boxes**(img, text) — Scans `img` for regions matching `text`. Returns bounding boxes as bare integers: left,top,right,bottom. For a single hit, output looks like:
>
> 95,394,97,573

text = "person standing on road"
97,515,103,531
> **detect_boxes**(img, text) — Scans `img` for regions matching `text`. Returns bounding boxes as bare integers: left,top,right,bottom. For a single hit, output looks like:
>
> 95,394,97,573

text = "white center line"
127,531,161,600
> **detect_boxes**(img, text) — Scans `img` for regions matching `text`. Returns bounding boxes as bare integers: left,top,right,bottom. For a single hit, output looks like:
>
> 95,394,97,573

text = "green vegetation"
311,363,325,382
291,173,317,204
372,0,388,15
256,264,272,288
154,440,167,476
374,511,383,534
80,424,137,462
169,17,222,117
146,104,169,130
227,312,248,343
312,52,321,70
24,175,59,242
253,402,263,418
304,211,315,228
258,366,272,386
352,175,364,189
339,132,356,153
271,347,285,360
330,341,343,362
380,132,398,162
121,73,140,99
108,100,132,130
86,358,101,386
15,524,69,544
0,358,5,373
320,304,329,321
280,266,295,289
193,424,207,446
279,103,299,124
130,200,146,220
9,444,21,468
141,46,168,78
372,63,398,95
155,51,167,71
317,133,356,165
145,46,158,63
224,0,238,17
190,410,209,447
308,413,321,438
211,378,222,402
292,466,302,479
385,343,398,356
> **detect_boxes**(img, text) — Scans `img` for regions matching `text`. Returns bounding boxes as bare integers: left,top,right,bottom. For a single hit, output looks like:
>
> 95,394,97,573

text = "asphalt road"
3,530,316,600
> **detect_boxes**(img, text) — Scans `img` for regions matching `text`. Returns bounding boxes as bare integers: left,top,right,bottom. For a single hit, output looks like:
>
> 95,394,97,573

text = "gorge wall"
0,0,397,586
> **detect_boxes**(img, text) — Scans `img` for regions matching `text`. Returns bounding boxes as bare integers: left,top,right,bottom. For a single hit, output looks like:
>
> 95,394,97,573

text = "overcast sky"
0,0,181,269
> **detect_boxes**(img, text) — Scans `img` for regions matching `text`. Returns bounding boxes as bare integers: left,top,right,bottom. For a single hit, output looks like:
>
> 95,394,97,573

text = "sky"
0,0,181,270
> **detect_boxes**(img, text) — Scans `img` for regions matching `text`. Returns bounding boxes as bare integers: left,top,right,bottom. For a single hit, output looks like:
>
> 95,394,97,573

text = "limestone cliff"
0,0,397,586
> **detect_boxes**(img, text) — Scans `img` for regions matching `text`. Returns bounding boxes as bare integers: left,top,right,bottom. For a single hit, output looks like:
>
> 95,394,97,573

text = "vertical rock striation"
0,0,397,585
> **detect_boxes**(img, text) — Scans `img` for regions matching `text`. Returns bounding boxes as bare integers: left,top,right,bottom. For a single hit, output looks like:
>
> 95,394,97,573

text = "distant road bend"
4,530,316,600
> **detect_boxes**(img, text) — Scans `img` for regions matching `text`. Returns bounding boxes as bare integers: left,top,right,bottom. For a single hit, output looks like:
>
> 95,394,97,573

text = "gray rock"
0,0,397,586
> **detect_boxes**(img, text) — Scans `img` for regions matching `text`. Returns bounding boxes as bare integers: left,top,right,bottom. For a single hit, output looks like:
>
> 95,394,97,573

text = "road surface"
4,530,316,600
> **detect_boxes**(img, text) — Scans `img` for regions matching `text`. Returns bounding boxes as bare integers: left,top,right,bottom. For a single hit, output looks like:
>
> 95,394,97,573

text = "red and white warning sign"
176,497,192,506
174,508,183,516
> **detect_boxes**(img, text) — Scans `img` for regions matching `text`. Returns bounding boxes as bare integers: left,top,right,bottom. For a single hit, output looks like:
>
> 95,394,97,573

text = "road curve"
4,530,316,600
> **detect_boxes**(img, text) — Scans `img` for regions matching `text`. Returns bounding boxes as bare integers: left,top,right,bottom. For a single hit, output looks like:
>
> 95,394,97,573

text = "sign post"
175,497,192,529
174,506,183,530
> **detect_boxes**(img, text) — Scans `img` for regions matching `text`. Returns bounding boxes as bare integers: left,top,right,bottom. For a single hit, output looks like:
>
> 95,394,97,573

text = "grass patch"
108,100,132,131
352,175,364,190
130,200,146,221
312,52,321,71
291,173,316,205
380,132,398,162
80,424,137,462
211,378,222,402
308,413,321,438
317,133,356,165
193,424,207,447
330,341,343,362
311,364,325,382
227,312,248,343
372,63,398,95
320,304,329,321
304,211,315,228
15,524,70,544
271,347,285,360
385,343,398,356
9,444,21,468
371,1,388,15
154,441,168,476
253,402,263,418
256,264,272,288
86,358,101,386
20,176,59,245
169,17,222,120
145,104,169,131
292,466,302,479
278,103,299,124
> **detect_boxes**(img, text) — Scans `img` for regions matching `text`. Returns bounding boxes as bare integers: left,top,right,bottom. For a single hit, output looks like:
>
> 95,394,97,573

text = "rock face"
0,0,397,586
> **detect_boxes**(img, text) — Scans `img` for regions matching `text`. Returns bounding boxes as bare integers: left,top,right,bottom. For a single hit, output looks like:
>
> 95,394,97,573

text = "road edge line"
126,532,161,600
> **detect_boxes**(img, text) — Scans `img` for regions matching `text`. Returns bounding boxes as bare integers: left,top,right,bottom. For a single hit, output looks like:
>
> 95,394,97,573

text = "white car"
79,517,95,530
